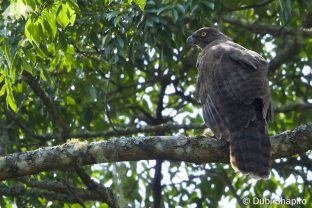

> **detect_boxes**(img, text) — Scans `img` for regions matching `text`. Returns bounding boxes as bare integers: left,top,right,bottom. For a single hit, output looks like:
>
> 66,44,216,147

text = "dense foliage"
0,0,311,207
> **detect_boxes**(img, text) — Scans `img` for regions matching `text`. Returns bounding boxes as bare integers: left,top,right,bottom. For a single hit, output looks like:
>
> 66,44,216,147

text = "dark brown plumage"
187,27,274,179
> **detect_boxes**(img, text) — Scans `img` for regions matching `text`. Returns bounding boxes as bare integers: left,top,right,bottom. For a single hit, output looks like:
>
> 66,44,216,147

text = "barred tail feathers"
229,118,271,179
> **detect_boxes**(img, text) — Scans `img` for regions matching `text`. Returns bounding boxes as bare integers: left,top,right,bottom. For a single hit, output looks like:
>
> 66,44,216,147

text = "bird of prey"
187,27,273,179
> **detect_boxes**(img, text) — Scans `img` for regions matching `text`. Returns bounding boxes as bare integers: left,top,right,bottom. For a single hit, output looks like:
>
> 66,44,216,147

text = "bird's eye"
201,31,207,37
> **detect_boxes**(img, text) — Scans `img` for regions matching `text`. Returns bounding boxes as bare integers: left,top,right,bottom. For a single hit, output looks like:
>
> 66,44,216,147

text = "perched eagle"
187,27,273,179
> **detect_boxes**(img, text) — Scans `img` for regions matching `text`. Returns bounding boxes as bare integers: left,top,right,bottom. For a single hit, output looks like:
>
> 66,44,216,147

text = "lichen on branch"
0,123,311,181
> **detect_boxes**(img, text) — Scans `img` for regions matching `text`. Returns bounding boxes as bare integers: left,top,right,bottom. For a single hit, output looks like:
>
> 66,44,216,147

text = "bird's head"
187,27,230,49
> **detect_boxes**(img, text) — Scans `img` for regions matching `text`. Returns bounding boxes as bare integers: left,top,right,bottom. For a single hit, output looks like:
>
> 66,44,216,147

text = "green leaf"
33,44,47,59
25,15,46,44
25,18,33,42
156,5,174,15
40,68,48,82
66,96,76,105
117,37,124,48
0,74,4,83
90,85,97,100
172,9,178,23
9,52,18,83
42,11,57,38
4,44,10,61
56,4,68,28
56,2,76,28
6,93,17,112
175,4,185,14
201,1,215,10
39,70,45,81
21,59,33,74
278,0,292,24
0,85,6,97
15,83,24,93
134,0,146,10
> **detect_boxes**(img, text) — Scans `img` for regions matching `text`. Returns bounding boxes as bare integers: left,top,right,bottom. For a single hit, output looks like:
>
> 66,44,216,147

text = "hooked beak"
187,35,195,44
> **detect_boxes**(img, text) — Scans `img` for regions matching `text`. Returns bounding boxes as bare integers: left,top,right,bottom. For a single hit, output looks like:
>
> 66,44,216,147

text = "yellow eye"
201,31,207,37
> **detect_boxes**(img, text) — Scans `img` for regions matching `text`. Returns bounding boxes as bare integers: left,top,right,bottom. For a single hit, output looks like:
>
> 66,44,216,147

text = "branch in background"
107,78,159,101
14,123,205,142
223,18,312,37
17,177,83,195
156,79,168,121
153,160,163,208
174,90,198,105
131,105,158,125
8,98,311,142
0,180,111,203
223,18,304,72
0,123,311,181
70,123,205,139
226,0,274,12
18,176,113,207
275,102,312,113
22,71,70,140
12,99,312,142
272,153,312,172
75,166,119,208
4,109,46,140
222,173,245,208
268,40,301,73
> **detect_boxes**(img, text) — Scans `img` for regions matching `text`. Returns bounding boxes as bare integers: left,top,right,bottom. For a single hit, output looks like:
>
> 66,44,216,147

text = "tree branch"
226,0,274,12
75,166,119,208
153,160,163,208
223,18,312,37
222,18,305,72
275,102,312,113
71,124,205,138
17,123,205,142
0,123,311,181
22,71,70,139
222,173,245,208
0,181,113,203
5,109,48,141
268,39,301,73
